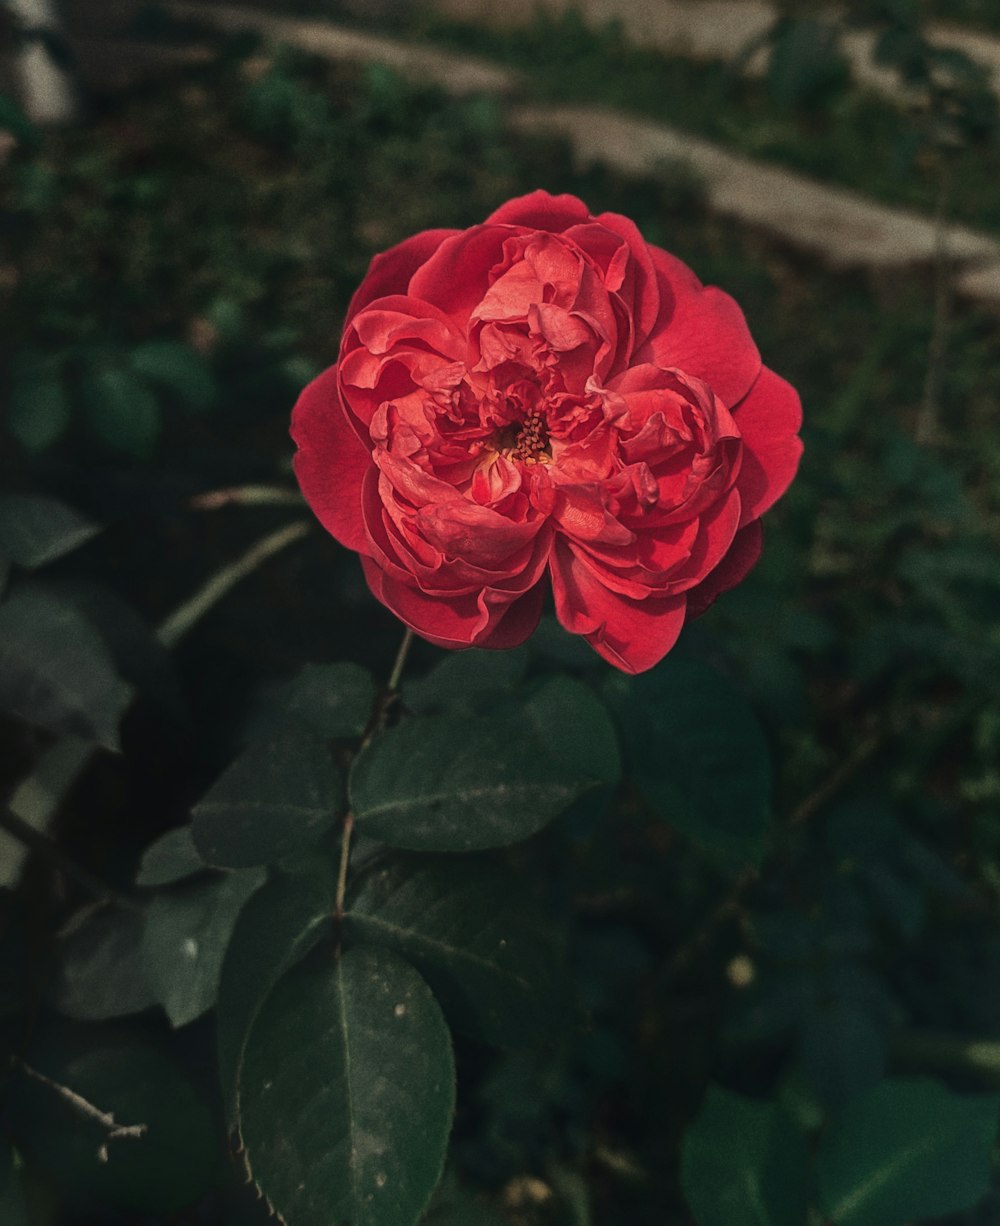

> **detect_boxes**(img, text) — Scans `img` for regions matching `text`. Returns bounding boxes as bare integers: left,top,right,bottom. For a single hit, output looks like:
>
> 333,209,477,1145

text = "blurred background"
3,1,1000,1223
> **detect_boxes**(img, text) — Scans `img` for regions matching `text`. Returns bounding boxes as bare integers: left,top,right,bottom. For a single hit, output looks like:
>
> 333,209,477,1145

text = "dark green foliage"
681,1087,811,1226
1,13,1000,1226
350,713,593,851
605,654,772,869
192,730,341,867
346,853,568,1046
239,945,455,1226
817,1079,1000,1225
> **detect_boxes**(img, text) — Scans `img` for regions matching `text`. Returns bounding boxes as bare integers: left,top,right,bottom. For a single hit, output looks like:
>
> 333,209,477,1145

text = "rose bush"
292,191,802,672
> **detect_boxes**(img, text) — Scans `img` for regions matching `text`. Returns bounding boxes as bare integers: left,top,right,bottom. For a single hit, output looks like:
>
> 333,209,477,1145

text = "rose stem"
334,626,415,931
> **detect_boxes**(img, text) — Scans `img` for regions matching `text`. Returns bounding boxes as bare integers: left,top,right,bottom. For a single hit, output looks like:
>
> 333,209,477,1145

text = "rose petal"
485,190,592,231
291,365,372,555
686,520,764,617
345,229,458,325
636,247,761,409
361,555,542,649
550,541,688,673
732,366,804,527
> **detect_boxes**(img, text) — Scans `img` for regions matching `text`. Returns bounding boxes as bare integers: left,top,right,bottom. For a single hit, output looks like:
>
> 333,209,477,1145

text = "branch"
157,520,309,648
189,484,305,511
14,1059,148,1161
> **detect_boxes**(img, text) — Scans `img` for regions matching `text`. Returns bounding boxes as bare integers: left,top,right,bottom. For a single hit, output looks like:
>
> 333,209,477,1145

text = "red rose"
292,191,802,673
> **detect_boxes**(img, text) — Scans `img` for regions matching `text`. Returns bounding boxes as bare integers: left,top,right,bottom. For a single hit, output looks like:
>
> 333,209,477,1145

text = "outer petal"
485,190,592,231
685,520,764,618
291,365,372,555
732,366,804,527
636,247,761,409
360,556,541,650
345,228,459,326
550,542,688,674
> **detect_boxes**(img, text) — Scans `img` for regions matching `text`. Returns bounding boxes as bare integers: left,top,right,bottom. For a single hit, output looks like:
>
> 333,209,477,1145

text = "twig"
0,806,142,912
157,520,310,648
788,729,884,827
891,1029,1000,1084
14,1059,148,1161
189,484,305,511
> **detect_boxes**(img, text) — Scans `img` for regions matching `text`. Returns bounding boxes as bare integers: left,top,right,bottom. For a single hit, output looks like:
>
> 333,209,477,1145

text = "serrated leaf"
7,368,71,452
142,868,265,1028
50,906,157,1021
818,1077,999,1226
128,340,215,412
347,853,566,1046
681,1086,810,1226
606,654,772,869
282,661,377,738
0,586,131,750
191,729,340,867
12,1039,219,1213
82,365,161,458
0,496,100,569
135,826,204,887
239,944,454,1226
216,859,336,1122
351,714,588,852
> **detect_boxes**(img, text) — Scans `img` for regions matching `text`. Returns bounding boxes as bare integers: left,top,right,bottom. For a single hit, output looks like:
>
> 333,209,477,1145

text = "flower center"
496,407,551,464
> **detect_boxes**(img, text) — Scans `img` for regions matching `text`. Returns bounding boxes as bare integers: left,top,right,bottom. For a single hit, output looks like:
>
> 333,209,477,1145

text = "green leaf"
351,714,588,852
404,648,528,715
606,655,772,869
0,1139,26,1226
0,496,100,569
81,365,162,458
12,1039,219,1213
142,867,265,1027
135,826,204,887
0,586,131,750
128,340,216,412
799,1002,885,1111
347,853,566,1047
522,676,621,787
216,859,336,1122
191,729,341,867
7,368,71,452
817,1077,999,1226
681,1086,810,1226
240,944,455,1226
282,661,377,738
50,906,157,1021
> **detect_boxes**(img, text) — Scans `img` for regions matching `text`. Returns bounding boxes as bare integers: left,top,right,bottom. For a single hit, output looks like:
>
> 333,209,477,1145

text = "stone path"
432,0,1000,99
161,3,1000,308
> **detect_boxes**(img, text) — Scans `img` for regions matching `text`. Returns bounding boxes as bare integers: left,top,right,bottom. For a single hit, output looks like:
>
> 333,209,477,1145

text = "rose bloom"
292,191,802,673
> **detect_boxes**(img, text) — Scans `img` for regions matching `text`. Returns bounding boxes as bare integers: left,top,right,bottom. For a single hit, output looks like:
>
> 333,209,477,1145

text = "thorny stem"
14,1058,148,1161
333,627,416,929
